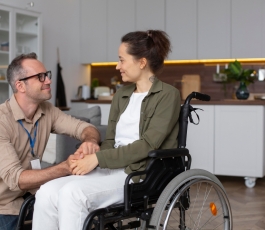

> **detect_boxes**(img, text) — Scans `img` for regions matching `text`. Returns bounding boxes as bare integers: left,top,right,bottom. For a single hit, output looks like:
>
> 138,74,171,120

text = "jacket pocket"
144,107,155,120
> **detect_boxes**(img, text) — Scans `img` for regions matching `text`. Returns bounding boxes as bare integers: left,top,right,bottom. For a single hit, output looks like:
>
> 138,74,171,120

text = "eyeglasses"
19,71,52,82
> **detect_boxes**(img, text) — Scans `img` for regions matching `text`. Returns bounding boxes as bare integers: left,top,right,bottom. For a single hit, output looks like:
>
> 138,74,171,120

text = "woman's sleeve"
96,88,181,169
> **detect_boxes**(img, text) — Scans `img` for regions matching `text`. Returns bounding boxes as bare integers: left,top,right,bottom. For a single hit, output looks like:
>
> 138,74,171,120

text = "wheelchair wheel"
149,169,232,230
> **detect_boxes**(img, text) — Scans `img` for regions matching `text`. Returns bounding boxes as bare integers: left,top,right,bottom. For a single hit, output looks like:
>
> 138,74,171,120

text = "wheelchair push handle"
178,92,211,149
184,92,211,104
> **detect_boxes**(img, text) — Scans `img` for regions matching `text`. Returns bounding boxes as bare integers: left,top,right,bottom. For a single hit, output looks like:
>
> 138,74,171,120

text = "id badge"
31,157,41,169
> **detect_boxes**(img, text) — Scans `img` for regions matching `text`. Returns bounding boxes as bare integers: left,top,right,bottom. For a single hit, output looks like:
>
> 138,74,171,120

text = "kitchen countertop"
71,99,265,105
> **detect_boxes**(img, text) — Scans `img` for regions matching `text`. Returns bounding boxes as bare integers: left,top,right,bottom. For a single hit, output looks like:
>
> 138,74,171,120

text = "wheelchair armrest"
148,147,189,158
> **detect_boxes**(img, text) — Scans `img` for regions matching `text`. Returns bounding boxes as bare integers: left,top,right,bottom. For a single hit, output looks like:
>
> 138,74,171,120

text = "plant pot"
236,81,249,100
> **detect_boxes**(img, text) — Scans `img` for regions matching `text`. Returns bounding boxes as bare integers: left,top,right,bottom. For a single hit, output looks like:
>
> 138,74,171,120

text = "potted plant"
221,60,257,100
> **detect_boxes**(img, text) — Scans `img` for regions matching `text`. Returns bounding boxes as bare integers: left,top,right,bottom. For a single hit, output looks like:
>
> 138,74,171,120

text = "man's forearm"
18,161,71,190
81,126,100,144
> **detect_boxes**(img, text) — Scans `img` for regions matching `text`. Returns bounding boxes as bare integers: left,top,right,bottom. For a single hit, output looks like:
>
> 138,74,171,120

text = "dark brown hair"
121,30,171,75
7,52,37,93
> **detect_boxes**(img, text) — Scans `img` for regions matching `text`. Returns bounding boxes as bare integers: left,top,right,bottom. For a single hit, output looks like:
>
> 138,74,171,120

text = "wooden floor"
217,175,265,230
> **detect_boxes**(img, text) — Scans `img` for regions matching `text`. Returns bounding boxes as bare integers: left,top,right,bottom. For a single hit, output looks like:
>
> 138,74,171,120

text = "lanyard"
18,120,39,157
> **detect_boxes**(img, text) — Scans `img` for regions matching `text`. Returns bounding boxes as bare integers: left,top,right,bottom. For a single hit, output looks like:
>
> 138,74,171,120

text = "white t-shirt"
114,92,148,148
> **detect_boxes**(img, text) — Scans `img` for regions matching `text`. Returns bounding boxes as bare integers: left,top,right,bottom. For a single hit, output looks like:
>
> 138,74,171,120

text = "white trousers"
32,168,127,230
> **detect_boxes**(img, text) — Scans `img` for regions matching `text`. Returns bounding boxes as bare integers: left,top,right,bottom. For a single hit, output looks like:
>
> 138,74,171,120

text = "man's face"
20,59,52,102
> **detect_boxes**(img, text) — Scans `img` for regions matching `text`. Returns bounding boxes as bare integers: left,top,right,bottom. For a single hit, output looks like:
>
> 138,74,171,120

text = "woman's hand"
70,154,99,175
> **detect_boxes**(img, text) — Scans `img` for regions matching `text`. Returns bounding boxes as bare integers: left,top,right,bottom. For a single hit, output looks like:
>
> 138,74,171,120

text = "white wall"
0,0,87,106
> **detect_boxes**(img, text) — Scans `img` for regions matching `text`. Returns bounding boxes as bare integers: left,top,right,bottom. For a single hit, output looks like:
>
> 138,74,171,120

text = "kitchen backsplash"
91,63,265,101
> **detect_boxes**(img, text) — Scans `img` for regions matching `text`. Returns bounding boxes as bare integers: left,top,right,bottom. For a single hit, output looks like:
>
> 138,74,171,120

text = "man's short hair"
7,53,38,93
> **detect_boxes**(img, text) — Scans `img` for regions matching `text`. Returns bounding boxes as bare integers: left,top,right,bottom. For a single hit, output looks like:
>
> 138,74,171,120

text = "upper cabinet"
80,0,265,63
107,1,135,61
80,1,107,63
166,0,197,60
231,0,264,58
0,4,42,103
80,0,135,63
135,0,165,31
197,0,230,59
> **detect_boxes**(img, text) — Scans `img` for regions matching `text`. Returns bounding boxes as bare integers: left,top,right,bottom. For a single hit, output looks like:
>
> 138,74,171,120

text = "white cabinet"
135,0,164,31
107,1,135,62
80,0,135,63
197,0,230,59
186,105,214,173
231,0,264,58
80,0,265,62
80,1,107,63
0,4,42,103
215,105,265,178
165,0,197,60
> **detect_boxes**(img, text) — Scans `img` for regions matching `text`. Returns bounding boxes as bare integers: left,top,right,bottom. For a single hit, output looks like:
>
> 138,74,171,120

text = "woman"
32,30,181,230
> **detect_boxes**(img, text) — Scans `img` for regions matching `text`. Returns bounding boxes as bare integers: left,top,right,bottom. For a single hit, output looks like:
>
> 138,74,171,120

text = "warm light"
90,58,265,67
90,62,118,67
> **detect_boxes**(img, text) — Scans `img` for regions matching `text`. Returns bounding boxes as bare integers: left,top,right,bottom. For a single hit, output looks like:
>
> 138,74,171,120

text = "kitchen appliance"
77,85,90,100
181,75,201,100
94,86,110,98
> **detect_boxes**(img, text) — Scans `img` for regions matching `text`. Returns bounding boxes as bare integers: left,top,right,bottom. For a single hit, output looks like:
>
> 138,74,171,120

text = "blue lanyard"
18,120,39,157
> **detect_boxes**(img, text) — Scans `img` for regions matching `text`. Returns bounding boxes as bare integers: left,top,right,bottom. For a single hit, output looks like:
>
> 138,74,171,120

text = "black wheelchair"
16,92,232,230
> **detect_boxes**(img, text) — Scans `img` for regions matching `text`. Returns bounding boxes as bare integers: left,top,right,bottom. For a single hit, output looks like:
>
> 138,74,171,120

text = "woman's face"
116,43,142,83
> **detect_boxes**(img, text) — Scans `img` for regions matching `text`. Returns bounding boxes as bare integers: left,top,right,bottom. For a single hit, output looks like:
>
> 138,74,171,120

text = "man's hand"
70,154,99,175
74,141,100,159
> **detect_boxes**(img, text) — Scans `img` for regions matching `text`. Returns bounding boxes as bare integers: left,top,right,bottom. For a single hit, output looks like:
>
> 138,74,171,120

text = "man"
0,53,100,229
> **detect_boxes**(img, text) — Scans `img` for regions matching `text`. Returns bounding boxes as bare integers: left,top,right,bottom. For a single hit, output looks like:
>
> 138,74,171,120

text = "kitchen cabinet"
186,105,215,173
231,0,264,58
0,4,42,103
80,0,265,62
197,0,230,59
135,0,164,31
190,104,265,187
80,0,135,63
107,1,135,62
215,105,265,187
165,0,197,60
80,1,107,63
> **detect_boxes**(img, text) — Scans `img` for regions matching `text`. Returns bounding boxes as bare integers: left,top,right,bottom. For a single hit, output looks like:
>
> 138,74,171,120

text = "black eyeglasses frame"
19,71,52,82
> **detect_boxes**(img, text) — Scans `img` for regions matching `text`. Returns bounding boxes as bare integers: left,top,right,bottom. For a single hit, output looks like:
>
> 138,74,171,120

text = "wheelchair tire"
149,169,232,230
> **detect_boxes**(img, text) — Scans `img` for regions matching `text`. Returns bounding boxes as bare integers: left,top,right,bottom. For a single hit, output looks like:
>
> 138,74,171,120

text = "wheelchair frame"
16,92,233,230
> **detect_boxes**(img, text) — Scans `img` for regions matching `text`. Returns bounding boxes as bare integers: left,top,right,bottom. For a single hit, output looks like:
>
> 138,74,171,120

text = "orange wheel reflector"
210,202,217,216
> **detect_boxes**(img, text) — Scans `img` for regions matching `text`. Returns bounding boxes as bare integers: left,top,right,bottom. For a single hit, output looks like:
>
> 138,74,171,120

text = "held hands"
70,154,99,175
65,141,100,175
74,141,100,159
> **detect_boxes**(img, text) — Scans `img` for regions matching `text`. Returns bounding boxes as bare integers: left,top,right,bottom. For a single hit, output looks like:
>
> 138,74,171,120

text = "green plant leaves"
221,60,256,85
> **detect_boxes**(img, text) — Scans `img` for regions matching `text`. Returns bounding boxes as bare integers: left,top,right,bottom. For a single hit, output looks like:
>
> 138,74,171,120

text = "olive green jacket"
96,78,181,179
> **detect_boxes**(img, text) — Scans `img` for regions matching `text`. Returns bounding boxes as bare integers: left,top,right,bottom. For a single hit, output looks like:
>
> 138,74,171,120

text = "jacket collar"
120,77,163,98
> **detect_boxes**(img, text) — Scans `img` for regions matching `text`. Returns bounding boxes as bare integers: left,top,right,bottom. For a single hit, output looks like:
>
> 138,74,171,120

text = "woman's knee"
35,181,59,208
58,182,87,206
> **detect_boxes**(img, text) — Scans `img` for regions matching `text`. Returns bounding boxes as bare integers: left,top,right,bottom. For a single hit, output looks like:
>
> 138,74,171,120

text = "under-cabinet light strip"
90,58,265,67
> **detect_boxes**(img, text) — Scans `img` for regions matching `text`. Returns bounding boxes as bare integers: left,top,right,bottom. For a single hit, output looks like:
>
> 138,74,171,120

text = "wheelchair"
16,92,232,230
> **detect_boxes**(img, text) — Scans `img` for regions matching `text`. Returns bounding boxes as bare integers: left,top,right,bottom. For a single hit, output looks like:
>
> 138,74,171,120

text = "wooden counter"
71,99,265,106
